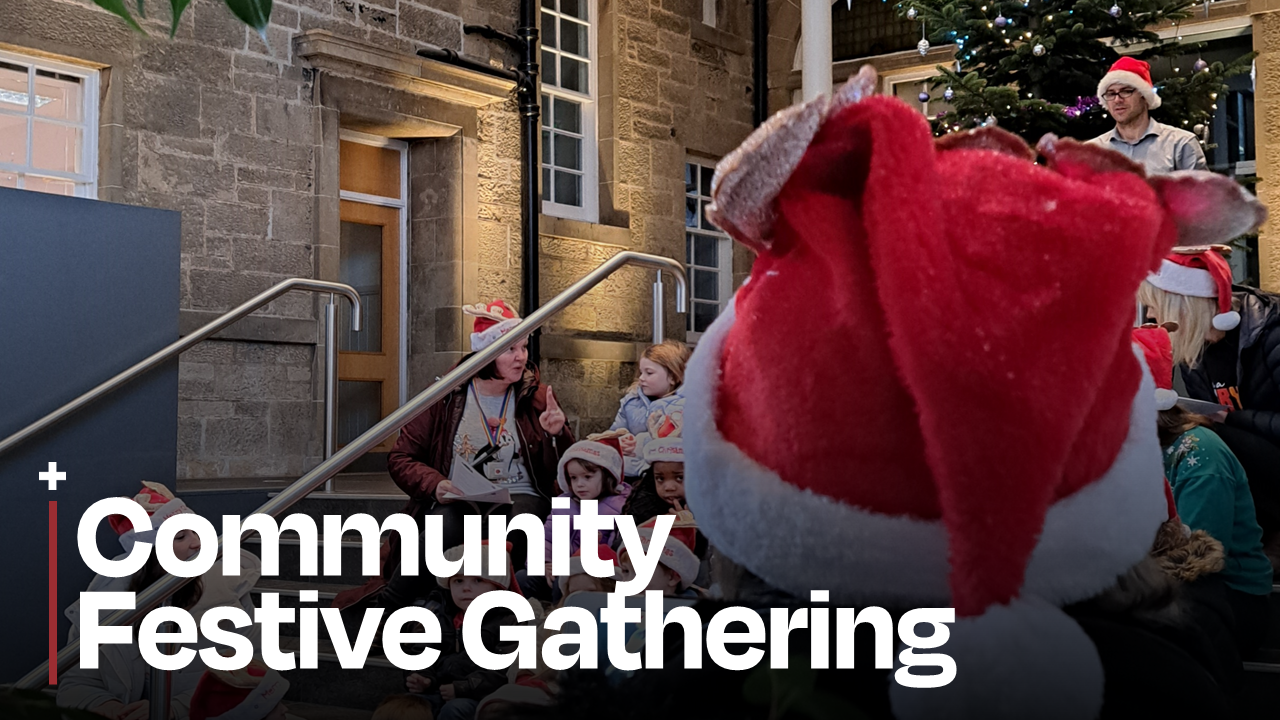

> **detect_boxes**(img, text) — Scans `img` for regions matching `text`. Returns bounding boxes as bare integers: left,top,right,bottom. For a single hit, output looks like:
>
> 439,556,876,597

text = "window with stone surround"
685,157,733,340
0,50,97,198
541,0,598,222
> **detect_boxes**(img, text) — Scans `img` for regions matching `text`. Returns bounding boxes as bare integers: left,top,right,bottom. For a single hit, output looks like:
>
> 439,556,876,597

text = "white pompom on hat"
1144,246,1240,331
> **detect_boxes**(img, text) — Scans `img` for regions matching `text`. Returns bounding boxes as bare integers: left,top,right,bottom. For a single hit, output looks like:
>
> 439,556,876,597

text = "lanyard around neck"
470,382,512,447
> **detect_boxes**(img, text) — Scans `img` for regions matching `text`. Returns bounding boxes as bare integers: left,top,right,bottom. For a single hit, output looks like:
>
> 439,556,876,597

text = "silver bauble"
906,6,918,19
1032,43,1045,56
918,38,930,55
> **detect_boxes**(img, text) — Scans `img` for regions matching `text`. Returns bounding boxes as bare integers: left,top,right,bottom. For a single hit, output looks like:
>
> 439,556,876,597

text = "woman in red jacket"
339,300,573,612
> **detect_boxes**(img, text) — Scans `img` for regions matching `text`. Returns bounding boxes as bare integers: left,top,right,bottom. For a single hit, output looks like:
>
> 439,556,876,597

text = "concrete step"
176,473,407,524
282,701,373,720
278,637,406,711
243,536,383,586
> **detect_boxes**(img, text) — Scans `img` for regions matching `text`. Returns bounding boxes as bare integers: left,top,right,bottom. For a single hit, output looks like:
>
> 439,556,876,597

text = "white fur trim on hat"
642,437,684,464
207,669,290,720
1154,387,1179,412
888,596,1103,720
1097,69,1161,109
630,527,699,590
683,300,1169,607
557,440,625,494
120,499,192,554
470,317,523,352
1146,259,1218,298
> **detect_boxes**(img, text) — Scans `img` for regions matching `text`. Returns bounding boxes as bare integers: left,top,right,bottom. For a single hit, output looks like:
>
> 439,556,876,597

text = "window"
685,158,733,339
541,0,597,221
0,50,97,197
832,0,918,62
703,0,717,27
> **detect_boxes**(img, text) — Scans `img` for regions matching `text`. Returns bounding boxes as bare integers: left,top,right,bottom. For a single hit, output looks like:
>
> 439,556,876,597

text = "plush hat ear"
1148,172,1267,248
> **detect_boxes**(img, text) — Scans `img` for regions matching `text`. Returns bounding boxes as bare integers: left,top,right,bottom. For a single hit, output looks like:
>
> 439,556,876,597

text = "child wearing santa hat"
617,513,702,598
1134,325,1273,658
542,435,631,567
557,544,622,600
403,542,523,720
620,406,690,526
1140,246,1280,451
58,482,262,720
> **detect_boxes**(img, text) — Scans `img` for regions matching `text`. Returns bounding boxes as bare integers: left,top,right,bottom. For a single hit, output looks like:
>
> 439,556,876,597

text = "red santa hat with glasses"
1145,245,1241,331
1097,56,1162,109
682,65,1266,720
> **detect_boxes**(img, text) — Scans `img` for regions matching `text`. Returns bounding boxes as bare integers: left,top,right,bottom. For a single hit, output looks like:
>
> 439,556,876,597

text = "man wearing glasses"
1089,57,1207,173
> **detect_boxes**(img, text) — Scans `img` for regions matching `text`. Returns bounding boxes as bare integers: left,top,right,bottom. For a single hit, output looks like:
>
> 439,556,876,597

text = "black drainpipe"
753,0,769,126
456,19,542,364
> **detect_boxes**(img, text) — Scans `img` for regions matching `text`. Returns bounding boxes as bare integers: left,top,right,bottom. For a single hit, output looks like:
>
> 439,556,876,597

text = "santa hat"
107,481,193,553
464,300,522,352
189,663,290,720
682,66,1262,720
1098,56,1161,110
436,541,515,591
556,438,625,494
622,512,699,590
1132,326,1179,410
1144,246,1240,331
558,544,622,596
641,436,683,465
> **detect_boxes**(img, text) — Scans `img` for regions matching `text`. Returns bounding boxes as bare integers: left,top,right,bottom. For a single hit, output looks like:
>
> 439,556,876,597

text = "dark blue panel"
0,187,180,683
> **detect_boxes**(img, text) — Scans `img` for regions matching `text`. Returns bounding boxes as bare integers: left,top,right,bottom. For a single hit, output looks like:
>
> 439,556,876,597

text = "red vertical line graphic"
49,500,57,685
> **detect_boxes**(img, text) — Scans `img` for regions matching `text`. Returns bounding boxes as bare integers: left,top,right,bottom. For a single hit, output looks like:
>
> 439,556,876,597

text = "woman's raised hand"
540,385,567,435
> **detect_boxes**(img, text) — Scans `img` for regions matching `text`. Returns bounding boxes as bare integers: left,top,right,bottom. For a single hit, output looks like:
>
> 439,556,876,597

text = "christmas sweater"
1162,427,1272,595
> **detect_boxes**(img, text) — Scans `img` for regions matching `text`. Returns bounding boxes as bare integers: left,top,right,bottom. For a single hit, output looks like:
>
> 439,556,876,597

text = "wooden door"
337,199,400,451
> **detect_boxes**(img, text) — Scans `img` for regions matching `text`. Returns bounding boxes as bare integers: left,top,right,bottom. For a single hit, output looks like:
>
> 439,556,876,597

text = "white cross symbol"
39,462,66,491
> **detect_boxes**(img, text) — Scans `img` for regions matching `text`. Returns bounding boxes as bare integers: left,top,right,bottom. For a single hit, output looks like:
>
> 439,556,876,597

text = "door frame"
339,129,409,407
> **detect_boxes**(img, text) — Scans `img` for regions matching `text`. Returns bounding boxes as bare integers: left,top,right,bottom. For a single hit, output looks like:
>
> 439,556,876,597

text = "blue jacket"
612,388,684,477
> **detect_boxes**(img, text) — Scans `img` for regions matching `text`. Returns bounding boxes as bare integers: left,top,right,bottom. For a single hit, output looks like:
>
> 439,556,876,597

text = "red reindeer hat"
683,66,1266,720
464,299,522,352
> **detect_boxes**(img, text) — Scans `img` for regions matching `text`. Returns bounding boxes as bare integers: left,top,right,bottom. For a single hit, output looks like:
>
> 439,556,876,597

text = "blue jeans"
420,693,480,720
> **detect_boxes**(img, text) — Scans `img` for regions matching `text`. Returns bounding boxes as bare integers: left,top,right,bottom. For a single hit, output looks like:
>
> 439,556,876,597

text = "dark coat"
408,592,520,700
388,363,573,508
332,364,572,610
1183,286,1280,445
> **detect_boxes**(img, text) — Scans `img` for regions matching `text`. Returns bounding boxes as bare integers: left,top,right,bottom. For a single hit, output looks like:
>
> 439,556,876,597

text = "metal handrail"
15,251,685,689
0,279,362,459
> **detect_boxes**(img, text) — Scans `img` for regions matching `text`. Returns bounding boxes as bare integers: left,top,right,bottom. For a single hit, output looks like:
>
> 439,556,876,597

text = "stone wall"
1253,6,1280,292
5,0,761,474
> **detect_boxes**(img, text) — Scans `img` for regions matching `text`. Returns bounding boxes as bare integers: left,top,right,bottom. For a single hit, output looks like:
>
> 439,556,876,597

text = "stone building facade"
3,0,757,480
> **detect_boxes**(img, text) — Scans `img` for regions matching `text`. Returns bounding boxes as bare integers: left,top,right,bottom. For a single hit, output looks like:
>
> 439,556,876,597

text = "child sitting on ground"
404,543,521,720
189,662,294,720
618,513,702,598
622,434,687,526
558,545,621,600
538,437,630,599
611,341,690,476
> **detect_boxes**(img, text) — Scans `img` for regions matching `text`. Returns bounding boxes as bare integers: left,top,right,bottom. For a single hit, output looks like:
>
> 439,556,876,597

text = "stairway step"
279,702,373,720
242,536,383,586
278,637,406,710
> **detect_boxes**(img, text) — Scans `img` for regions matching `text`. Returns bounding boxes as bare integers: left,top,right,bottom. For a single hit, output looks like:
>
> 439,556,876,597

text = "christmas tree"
895,0,1254,143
